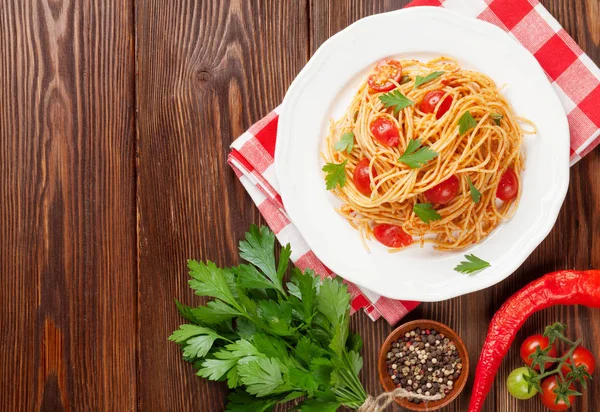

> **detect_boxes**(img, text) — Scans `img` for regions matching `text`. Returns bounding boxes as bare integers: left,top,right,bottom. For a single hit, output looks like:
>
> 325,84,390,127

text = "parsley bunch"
170,225,367,411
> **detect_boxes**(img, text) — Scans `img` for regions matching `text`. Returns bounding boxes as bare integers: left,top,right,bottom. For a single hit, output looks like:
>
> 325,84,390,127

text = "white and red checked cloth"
228,0,600,325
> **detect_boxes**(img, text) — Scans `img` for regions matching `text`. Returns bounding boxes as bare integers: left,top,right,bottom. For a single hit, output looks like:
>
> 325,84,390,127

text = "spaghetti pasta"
323,57,534,251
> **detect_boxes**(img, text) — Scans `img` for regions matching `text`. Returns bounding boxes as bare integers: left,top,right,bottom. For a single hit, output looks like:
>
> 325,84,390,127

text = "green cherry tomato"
507,367,538,400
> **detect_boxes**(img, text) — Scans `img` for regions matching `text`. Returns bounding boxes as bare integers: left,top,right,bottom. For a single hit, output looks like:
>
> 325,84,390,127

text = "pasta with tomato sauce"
322,57,534,251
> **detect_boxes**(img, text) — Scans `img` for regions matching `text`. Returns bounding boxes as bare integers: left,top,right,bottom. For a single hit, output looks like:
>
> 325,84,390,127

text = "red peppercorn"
426,330,431,335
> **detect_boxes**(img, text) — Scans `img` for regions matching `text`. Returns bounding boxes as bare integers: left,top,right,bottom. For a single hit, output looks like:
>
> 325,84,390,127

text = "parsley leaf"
174,298,201,324
198,355,238,381
238,357,291,397
239,225,283,292
225,339,261,359
347,350,363,376
413,71,445,89
413,203,442,223
398,138,438,169
294,336,327,367
454,254,490,274
191,299,241,324
467,176,482,204
253,333,290,363
458,111,477,135
287,367,319,396
316,277,350,329
348,333,363,352
333,132,354,154
287,268,319,323
257,300,294,336
317,278,350,356
188,260,239,308
225,389,278,412
235,317,256,340
322,160,348,190
297,399,341,412
491,112,503,126
231,264,279,292
379,90,414,114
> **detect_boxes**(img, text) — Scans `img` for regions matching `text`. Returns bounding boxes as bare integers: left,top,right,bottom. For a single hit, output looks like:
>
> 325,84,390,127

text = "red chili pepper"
469,270,600,412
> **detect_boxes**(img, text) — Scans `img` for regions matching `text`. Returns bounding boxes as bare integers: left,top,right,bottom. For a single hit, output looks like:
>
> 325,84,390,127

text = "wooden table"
2,1,599,411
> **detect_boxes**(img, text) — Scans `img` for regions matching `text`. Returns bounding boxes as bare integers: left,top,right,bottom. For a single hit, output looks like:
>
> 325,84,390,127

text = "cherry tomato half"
367,59,403,92
353,158,377,197
370,117,400,147
539,376,575,411
560,346,596,377
425,175,460,205
420,90,453,119
497,168,519,201
373,224,413,248
520,335,558,371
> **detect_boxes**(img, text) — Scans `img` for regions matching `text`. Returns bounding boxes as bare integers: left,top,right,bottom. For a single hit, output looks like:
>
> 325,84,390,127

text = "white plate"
275,7,569,301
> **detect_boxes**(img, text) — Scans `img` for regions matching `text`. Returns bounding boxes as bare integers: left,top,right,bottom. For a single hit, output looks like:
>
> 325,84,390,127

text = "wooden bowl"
378,320,469,411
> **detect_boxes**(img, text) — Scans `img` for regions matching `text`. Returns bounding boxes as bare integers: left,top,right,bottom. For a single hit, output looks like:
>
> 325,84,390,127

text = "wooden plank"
309,1,600,411
135,1,309,410
0,1,137,411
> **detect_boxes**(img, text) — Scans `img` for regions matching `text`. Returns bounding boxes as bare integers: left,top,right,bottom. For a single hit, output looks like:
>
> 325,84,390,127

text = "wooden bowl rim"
377,319,470,411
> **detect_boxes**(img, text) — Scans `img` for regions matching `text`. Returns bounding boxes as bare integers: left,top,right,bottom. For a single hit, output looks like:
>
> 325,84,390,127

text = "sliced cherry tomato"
353,158,377,196
370,117,400,147
373,224,413,248
539,376,575,411
367,59,403,92
420,90,453,119
560,347,596,377
497,168,519,201
520,335,558,371
425,175,460,205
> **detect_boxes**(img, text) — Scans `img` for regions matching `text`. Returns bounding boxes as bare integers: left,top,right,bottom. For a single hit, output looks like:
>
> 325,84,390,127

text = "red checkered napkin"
228,0,600,324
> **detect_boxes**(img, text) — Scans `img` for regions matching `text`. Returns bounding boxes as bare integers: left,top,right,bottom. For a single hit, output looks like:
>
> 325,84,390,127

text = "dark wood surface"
1,1,599,411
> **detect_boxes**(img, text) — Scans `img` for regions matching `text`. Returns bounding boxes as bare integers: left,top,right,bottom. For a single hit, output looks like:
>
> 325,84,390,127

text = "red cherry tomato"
353,158,377,196
425,175,460,205
520,335,558,371
370,117,400,147
373,224,413,248
539,376,575,411
367,59,403,92
497,168,519,201
420,90,453,119
560,347,596,377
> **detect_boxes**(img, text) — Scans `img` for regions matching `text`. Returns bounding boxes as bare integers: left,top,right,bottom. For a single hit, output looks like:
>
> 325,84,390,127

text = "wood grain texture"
0,0,137,411
135,1,308,410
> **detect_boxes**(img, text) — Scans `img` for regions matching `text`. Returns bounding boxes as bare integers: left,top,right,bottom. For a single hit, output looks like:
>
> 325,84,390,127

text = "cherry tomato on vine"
370,117,400,147
506,367,538,400
425,175,459,204
353,158,377,196
420,90,453,119
539,376,576,411
373,224,413,248
560,347,596,377
367,59,403,92
520,334,558,371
